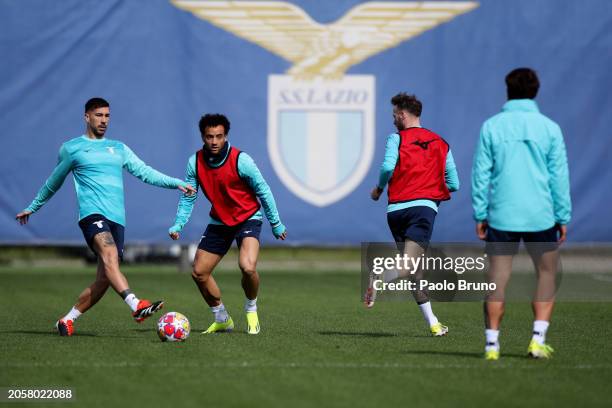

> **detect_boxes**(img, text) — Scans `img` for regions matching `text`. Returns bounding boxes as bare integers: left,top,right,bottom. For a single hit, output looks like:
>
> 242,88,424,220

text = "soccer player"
15,97,196,336
168,113,286,335
472,68,571,360
366,93,460,336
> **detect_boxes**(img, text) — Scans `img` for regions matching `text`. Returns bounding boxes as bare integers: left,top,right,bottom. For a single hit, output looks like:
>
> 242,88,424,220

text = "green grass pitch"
1,265,610,407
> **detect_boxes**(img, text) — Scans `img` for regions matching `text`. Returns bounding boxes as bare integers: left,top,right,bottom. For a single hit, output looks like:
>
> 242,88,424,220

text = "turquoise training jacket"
471,99,571,231
25,135,187,226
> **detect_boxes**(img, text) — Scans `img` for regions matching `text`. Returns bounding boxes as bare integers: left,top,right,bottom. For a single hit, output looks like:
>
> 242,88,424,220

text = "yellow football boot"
246,311,260,335
430,322,449,336
527,340,554,359
202,317,234,334
485,349,500,360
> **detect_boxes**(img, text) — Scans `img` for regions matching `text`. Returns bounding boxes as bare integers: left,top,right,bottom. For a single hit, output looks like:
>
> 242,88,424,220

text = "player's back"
478,99,565,231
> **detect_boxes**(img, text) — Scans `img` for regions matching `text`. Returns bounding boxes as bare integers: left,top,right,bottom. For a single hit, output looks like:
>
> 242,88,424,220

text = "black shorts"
485,226,558,256
387,206,437,248
78,214,125,260
198,219,262,256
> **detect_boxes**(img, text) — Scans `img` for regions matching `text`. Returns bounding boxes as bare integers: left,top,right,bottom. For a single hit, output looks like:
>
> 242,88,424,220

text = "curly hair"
199,113,230,135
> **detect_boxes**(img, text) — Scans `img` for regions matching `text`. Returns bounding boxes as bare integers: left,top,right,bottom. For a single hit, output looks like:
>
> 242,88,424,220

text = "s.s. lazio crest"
172,1,478,206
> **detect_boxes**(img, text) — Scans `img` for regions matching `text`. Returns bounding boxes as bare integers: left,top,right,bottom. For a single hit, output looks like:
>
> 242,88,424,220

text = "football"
157,312,190,342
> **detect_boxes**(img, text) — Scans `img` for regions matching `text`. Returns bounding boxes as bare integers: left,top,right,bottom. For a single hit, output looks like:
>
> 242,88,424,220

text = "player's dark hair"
199,113,231,135
391,93,422,117
506,68,540,100
85,97,109,112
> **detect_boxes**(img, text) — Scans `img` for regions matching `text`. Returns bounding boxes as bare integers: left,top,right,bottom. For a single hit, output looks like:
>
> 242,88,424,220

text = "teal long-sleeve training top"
471,99,571,231
25,135,188,226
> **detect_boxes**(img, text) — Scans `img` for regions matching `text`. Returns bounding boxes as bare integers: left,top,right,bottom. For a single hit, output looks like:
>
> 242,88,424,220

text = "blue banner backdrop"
1,0,611,244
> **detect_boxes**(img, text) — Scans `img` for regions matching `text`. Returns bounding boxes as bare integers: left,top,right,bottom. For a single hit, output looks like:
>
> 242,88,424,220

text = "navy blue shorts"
387,206,437,248
485,226,558,256
78,214,125,260
198,219,262,256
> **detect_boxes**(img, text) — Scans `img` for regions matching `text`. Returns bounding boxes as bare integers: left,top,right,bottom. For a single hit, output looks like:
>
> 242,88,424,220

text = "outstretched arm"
17,144,72,225
238,153,286,240
123,144,194,194
169,155,198,240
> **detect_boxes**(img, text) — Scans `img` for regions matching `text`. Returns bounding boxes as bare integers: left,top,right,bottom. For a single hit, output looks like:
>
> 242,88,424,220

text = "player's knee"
192,265,211,281
191,268,203,281
239,262,257,276
537,266,558,277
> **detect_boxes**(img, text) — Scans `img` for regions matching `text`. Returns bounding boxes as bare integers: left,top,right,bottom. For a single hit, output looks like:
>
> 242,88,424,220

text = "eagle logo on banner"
172,1,478,206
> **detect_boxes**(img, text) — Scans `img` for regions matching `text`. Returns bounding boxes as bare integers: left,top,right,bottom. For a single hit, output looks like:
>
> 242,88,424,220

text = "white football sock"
532,320,549,345
245,298,257,313
124,293,140,312
211,303,229,323
418,301,439,326
62,306,82,322
485,329,500,351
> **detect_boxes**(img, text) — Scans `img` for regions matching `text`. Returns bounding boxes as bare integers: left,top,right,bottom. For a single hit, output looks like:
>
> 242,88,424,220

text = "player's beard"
91,126,106,138
394,119,403,131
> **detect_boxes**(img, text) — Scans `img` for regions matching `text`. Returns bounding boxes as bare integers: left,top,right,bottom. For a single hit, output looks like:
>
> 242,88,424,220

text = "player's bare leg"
530,249,559,320
526,249,559,358
56,233,162,335
239,237,260,300
239,237,261,334
193,249,234,333
484,255,514,329
92,232,128,293
93,232,163,323
483,254,513,359
192,249,223,306
364,240,424,308
403,240,428,304
74,261,111,313
56,262,110,336
404,240,448,336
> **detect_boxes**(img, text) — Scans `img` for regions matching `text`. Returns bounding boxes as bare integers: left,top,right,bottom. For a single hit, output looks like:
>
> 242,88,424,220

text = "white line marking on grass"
2,362,611,370
591,274,612,283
